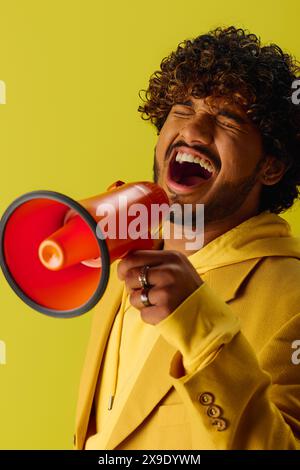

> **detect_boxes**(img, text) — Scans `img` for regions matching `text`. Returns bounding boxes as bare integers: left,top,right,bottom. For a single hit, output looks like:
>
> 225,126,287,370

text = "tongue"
180,175,204,186
171,160,212,186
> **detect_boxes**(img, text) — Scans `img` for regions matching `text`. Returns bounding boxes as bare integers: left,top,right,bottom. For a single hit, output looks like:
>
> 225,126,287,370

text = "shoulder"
253,256,300,289
242,255,300,322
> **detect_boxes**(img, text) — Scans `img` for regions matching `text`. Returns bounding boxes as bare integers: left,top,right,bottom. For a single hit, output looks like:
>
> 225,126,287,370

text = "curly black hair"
138,26,300,214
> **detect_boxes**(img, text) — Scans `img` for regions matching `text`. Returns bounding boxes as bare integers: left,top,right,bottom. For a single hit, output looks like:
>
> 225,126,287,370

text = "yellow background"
0,0,299,449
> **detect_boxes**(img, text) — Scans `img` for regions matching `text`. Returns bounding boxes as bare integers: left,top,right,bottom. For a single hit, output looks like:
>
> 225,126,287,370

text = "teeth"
175,152,213,173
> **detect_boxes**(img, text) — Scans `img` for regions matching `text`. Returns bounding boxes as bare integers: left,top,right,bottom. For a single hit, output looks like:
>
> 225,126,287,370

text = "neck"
162,210,258,256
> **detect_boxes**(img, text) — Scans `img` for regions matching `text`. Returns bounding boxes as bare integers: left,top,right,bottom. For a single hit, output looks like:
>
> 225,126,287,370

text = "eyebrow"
175,100,247,126
217,109,247,126
177,100,194,107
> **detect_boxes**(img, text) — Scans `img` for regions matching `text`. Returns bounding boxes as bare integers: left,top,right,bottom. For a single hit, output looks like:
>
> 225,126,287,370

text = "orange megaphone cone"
0,181,169,317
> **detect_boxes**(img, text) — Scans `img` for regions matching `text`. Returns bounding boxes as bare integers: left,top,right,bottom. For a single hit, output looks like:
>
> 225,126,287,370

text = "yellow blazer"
74,212,300,449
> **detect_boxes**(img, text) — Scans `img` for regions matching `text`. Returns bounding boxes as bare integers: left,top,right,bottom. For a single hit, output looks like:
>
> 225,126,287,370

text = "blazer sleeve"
155,283,300,450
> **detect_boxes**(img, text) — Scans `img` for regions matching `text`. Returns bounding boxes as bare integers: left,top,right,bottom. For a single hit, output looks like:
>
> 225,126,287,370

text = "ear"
259,156,287,186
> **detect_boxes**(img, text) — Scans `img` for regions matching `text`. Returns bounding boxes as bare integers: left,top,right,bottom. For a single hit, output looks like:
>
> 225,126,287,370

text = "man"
74,26,300,449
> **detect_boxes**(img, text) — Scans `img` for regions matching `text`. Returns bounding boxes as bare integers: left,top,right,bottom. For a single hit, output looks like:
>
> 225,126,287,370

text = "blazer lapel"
205,258,263,302
103,335,177,450
75,260,124,449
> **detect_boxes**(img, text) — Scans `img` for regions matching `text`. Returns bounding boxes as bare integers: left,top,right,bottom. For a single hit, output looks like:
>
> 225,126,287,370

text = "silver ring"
140,287,153,307
138,265,151,289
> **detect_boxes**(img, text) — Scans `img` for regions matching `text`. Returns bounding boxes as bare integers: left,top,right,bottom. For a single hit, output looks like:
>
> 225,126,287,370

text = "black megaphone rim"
0,190,110,318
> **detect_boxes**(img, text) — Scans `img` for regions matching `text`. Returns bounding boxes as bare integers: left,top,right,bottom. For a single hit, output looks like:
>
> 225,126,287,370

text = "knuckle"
129,290,136,305
125,267,135,282
116,261,123,277
169,251,180,261
169,250,185,263
157,287,170,304
160,306,171,318
117,259,128,278
175,250,186,262
162,267,176,284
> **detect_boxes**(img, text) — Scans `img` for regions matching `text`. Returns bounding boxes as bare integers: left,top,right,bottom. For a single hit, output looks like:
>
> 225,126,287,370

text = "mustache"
165,140,221,172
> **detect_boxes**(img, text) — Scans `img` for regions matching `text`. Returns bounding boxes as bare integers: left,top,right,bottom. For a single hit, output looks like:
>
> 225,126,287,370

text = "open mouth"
167,150,214,191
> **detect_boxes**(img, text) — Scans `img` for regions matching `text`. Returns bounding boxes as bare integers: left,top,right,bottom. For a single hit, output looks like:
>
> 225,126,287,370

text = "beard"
153,150,264,226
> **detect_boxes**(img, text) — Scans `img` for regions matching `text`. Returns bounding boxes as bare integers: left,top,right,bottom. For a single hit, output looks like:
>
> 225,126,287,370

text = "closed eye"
172,104,194,117
172,105,245,131
216,109,247,130
173,111,193,117
216,118,238,129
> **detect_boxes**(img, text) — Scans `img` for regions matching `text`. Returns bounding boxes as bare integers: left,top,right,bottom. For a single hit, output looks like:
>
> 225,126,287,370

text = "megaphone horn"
0,181,169,318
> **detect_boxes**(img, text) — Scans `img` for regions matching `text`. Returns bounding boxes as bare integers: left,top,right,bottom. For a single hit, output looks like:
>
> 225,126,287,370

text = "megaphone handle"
106,180,125,191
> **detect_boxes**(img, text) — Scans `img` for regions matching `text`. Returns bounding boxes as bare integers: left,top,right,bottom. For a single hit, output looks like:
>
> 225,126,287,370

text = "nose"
179,112,214,146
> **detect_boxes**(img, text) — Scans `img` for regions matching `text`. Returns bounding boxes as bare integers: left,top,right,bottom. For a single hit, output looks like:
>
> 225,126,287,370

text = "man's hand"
117,250,203,325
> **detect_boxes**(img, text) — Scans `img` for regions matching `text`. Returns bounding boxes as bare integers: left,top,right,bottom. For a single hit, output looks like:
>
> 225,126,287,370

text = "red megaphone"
0,181,169,318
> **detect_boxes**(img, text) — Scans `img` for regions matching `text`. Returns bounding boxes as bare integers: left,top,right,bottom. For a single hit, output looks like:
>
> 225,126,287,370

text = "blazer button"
212,418,227,431
207,405,222,418
198,392,214,405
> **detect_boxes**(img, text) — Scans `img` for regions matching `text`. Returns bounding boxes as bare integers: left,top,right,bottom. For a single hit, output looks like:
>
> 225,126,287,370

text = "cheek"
156,120,178,165
217,133,262,179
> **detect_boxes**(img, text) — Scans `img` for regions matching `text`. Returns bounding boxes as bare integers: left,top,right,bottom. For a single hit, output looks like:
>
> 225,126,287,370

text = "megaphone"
0,181,169,318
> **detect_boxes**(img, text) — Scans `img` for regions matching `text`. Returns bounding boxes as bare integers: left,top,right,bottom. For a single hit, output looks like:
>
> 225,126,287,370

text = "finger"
117,251,162,281
129,286,159,310
117,249,181,280
140,306,169,325
124,265,177,291
124,266,153,291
